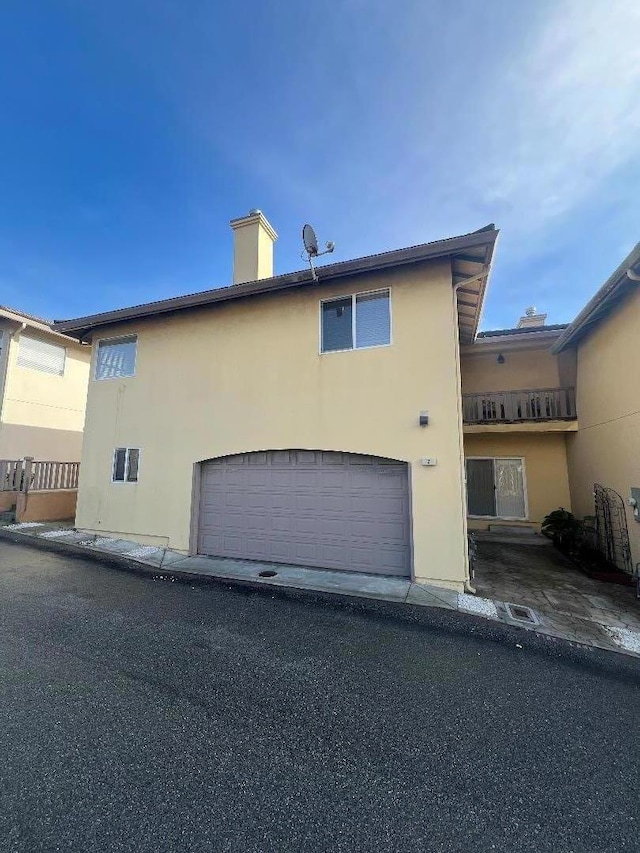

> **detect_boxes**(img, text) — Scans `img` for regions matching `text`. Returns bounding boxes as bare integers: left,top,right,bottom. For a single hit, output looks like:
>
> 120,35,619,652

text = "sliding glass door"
466,457,527,519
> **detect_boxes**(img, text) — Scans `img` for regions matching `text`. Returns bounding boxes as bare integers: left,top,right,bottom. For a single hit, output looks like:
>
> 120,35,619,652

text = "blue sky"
1,0,639,329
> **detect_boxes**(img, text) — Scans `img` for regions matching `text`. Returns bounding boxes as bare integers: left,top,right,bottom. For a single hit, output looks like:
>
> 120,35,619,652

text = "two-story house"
460,313,577,531
54,212,499,591
0,306,90,462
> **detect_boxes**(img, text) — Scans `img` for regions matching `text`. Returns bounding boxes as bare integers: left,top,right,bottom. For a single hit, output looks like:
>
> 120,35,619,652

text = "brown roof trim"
477,324,567,338
53,225,499,338
461,327,565,356
552,241,640,353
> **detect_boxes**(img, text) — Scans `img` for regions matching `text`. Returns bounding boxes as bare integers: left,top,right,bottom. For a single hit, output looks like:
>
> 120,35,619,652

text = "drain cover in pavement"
506,603,538,624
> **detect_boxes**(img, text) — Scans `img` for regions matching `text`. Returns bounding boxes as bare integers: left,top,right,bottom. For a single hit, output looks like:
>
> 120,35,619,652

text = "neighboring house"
552,243,640,572
0,306,91,462
460,313,577,533
54,212,499,591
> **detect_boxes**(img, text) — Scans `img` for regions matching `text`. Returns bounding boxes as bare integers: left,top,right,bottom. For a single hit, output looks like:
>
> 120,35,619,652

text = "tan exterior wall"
461,345,561,394
566,285,640,567
0,327,90,461
76,261,471,589
464,432,571,530
16,489,77,523
0,491,17,512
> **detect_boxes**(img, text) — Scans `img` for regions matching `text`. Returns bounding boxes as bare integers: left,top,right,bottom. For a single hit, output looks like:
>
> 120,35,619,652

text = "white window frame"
466,456,529,521
94,334,138,381
319,288,392,354
111,447,141,484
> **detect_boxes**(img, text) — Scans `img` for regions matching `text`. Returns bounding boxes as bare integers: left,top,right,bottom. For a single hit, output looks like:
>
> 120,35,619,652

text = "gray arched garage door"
198,450,411,577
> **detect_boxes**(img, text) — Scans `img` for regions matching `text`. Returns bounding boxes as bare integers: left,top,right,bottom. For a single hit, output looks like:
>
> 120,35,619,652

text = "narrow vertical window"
321,297,353,352
355,291,391,348
126,449,140,483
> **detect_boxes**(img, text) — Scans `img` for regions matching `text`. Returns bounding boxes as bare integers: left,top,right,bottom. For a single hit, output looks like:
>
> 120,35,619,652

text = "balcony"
462,387,577,429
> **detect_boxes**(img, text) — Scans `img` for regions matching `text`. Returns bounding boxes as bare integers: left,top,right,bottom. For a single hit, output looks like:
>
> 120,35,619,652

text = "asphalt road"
1,540,639,853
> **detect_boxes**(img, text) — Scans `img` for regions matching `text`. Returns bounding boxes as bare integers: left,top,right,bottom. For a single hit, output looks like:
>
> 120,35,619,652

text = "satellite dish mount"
302,223,335,281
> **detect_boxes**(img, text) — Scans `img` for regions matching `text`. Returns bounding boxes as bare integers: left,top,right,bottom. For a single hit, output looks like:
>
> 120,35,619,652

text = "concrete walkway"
1,521,639,658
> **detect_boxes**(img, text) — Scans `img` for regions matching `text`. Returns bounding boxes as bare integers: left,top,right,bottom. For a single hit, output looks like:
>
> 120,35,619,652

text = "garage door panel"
198,451,410,576
321,451,344,465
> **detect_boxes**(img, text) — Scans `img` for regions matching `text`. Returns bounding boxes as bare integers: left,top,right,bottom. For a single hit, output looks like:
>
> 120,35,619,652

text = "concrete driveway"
473,538,640,647
1,540,639,853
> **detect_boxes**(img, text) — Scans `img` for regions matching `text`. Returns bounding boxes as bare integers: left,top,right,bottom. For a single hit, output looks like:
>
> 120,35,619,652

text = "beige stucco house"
55,213,499,591
459,240,640,576
53,213,640,589
0,306,91,462
461,316,576,532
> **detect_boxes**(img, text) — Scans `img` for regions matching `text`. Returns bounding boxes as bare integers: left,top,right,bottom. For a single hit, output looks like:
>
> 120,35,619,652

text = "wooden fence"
0,458,80,493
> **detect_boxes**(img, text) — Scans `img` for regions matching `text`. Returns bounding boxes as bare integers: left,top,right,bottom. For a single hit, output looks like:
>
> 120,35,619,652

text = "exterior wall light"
497,353,505,364
419,411,429,426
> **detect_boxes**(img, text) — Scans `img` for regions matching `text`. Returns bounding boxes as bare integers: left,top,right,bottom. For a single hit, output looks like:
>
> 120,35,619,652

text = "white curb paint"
125,545,162,560
38,529,78,539
90,537,123,549
603,626,640,654
457,593,499,619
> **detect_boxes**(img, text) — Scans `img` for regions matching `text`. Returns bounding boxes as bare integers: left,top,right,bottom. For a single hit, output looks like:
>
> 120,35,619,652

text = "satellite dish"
302,223,335,281
302,224,319,257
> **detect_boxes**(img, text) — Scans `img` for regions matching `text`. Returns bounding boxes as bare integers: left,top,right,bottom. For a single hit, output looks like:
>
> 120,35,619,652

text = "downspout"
0,322,27,426
452,275,481,595
626,267,640,282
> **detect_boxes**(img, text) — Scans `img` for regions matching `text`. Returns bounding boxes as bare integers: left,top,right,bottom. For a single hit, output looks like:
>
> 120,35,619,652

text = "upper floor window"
17,334,66,376
95,335,137,380
320,289,391,353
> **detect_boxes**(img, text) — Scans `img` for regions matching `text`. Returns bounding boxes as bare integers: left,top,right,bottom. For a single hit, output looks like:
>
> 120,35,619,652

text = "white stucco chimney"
517,306,547,329
230,209,277,285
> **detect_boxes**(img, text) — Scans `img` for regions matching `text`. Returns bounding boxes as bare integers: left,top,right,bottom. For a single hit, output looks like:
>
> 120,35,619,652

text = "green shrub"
541,508,584,551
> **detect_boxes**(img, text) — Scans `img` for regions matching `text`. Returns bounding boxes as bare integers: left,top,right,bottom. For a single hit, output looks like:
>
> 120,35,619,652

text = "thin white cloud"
476,0,640,226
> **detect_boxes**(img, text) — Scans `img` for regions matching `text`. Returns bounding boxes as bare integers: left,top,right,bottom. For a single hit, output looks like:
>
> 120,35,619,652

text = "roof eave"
461,328,565,355
53,226,499,339
552,241,640,353
0,308,86,345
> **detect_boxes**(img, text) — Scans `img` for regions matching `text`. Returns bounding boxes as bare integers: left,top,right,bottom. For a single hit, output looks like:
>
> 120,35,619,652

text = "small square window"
112,448,140,483
96,336,137,380
321,289,390,353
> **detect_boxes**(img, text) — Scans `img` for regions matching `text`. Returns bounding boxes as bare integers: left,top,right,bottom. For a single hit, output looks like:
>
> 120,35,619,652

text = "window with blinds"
321,289,390,353
96,336,137,380
17,334,66,376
